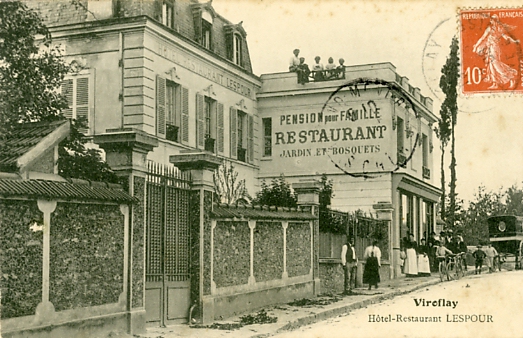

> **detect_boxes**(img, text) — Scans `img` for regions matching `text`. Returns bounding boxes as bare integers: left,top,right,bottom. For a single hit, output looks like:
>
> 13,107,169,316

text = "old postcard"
2,1,523,338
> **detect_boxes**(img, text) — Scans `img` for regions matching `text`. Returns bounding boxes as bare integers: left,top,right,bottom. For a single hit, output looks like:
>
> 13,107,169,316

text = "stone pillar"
94,129,158,334
170,152,222,325
293,180,321,296
373,202,394,279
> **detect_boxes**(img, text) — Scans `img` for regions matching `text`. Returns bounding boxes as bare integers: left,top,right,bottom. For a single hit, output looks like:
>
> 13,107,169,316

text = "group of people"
289,49,345,84
401,230,468,277
341,239,381,293
472,243,499,274
340,231,500,295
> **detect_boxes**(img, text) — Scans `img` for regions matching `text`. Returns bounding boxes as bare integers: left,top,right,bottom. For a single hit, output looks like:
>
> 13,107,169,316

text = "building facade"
258,64,440,279
22,0,441,330
29,0,261,193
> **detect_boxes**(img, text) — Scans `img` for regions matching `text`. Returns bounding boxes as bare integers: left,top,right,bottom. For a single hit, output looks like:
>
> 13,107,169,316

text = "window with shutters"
237,110,247,162
202,20,212,50
196,94,217,153
166,80,181,142
225,24,246,68
262,118,272,157
61,75,91,134
157,76,189,143
397,117,405,153
233,34,243,66
161,0,175,29
230,107,254,164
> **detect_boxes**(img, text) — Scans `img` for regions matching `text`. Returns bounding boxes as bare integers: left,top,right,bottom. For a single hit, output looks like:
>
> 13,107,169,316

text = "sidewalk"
137,264,493,338
138,273,447,338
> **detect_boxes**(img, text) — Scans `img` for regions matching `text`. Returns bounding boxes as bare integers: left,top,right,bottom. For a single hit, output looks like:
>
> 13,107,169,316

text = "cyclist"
435,240,454,268
457,235,468,271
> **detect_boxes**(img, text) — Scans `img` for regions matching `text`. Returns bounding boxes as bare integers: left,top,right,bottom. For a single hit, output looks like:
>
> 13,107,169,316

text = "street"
273,270,523,338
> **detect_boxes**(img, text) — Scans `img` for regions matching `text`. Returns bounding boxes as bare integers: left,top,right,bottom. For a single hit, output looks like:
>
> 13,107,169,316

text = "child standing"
472,245,486,274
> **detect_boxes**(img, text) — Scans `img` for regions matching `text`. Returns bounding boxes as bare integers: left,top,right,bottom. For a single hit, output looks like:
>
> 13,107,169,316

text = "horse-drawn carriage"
487,215,523,270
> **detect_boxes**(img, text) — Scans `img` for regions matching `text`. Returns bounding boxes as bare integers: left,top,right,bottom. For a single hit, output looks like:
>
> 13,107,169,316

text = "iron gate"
145,162,191,326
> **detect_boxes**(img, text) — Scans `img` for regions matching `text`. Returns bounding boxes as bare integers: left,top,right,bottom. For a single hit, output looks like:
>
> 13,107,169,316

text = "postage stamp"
460,8,523,94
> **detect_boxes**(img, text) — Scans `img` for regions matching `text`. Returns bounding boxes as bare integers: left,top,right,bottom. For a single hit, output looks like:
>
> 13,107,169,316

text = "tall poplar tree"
438,37,460,227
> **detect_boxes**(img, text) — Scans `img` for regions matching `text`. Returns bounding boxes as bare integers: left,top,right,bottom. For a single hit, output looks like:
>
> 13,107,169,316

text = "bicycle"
438,253,464,281
446,253,465,280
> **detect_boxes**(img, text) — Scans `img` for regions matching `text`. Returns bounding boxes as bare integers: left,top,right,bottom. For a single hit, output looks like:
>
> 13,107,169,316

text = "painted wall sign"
157,42,254,98
269,82,422,176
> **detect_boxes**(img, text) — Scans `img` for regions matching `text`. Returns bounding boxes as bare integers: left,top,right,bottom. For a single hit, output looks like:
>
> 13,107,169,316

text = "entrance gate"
145,162,191,326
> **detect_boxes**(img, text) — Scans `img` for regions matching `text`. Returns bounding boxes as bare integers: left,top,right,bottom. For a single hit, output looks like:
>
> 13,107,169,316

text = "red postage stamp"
460,8,523,94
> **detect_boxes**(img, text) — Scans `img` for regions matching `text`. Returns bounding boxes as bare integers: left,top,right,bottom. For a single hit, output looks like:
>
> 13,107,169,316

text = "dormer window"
233,34,243,66
225,23,247,68
161,0,175,29
202,20,212,49
191,4,215,50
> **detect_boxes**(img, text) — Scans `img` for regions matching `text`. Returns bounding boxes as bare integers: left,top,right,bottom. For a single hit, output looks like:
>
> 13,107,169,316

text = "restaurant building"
257,64,441,279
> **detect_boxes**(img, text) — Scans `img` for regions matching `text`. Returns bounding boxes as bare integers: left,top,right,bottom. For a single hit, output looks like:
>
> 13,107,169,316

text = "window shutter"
247,114,254,163
156,75,166,138
216,102,224,154
225,31,233,61
196,93,205,148
76,77,89,134
181,87,189,143
230,107,237,159
61,79,74,119
192,9,202,43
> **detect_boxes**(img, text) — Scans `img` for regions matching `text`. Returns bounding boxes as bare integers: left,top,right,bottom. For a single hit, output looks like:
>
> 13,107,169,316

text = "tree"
318,174,345,233
253,174,297,208
438,36,460,227
213,161,250,205
0,2,118,183
460,185,506,245
319,173,333,209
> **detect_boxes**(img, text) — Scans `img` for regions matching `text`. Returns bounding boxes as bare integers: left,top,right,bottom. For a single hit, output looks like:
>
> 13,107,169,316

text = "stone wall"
319,262,344,294
213,221,250,288
0,200,43,319
253,221,284,282
287,222,311,277
49,202,124,311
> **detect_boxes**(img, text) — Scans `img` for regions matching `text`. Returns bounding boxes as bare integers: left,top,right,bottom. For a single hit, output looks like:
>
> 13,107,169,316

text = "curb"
256,266,489,338
274,278,441,335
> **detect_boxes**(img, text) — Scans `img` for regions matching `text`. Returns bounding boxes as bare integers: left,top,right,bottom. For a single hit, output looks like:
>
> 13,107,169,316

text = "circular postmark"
318,78,423,179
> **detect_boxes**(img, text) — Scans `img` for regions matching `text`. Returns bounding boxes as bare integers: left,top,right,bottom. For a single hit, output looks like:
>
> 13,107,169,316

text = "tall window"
201,96,216,153
162,0,175,29
422,133,428,167
262,118,272,157
237,111,245,148
237,110,247,162
397,117,404,152
234,34,243,66
204,97,212,139
202,21,212,49
400,192,413,240
166,80,180,142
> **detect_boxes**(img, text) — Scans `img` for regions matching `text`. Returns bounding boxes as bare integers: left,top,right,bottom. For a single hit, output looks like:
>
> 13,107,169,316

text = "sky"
213,0,523,204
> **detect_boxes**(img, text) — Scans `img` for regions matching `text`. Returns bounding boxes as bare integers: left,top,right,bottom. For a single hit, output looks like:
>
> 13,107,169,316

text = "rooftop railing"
309,69,346,82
